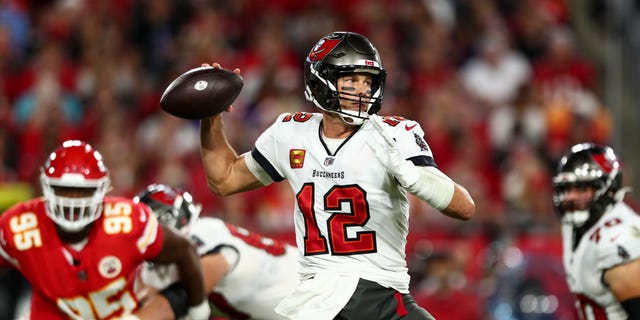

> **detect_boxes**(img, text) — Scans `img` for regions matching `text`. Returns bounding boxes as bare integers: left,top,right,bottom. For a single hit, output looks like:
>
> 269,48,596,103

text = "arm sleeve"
243,151,273,186
622,297,640,318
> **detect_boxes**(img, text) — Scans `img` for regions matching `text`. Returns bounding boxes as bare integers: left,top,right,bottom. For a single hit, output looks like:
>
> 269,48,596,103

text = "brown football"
160,66,243,119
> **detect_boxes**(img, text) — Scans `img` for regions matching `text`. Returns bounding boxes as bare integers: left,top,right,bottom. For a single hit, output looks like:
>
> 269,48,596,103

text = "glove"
366,114,420,188
181,300,211,320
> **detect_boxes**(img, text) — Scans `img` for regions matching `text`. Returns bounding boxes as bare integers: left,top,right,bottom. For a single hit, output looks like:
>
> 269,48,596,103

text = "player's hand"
366,114,419,188
200,62,241,113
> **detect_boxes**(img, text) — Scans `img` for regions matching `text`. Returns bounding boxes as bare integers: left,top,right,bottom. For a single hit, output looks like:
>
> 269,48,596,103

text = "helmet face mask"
552,143,622,229
134,184,201,234
304,31,386,126
40,140,111,232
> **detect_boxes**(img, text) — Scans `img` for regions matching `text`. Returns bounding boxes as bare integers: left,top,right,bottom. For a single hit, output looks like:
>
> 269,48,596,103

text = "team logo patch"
591,153,616,173
98,255,122,279
617,245,630,261
413,133,429,152
290,149,306,169
632,226,640,238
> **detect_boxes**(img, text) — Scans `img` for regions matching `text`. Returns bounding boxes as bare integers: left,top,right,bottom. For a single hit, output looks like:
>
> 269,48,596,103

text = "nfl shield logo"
324,157,335,166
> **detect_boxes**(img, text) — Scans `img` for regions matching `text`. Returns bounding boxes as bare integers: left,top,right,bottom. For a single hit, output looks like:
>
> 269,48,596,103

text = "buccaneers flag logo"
308,39,341,62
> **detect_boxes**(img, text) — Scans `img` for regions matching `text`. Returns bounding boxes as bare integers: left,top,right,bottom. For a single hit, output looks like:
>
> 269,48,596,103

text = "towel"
275,273,359,320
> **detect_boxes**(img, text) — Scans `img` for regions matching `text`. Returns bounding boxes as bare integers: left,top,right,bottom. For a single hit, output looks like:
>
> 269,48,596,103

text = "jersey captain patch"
290,149,306,169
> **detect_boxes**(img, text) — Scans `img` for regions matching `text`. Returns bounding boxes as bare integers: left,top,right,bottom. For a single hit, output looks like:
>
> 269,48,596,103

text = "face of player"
53,186,98,218
51,186,98,242
561,184,596,212
54,186,96,198
337,73,372,113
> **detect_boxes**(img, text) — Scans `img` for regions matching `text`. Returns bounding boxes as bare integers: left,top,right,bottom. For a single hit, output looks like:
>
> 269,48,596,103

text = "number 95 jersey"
0,197,164,319
248,112,437,294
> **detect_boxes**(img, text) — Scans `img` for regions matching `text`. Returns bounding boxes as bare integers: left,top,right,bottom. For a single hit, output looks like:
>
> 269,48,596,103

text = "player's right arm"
198,63,265,197
604,258,640,317
200,114,264,196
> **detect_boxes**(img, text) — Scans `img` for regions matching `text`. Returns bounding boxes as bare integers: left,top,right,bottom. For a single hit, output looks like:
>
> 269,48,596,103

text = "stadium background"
1,0,639,319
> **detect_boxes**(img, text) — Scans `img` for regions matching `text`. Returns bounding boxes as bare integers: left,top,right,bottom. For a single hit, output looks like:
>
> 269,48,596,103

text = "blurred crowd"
0,0,632,319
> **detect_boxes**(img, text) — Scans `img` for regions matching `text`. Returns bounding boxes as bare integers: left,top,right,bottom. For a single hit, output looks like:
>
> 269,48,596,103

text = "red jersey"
0,196,164,319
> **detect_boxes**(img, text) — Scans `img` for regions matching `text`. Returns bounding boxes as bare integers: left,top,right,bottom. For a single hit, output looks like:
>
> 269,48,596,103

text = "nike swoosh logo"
405,123,417,131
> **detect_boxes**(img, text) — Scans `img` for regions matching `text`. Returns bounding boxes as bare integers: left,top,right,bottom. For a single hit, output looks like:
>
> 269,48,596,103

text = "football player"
553,142,640,319
133,183,299,319
198,31,475,319
0,140,209,320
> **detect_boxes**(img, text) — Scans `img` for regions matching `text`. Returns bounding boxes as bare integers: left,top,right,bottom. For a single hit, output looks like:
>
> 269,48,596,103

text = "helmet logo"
309,39,341,62
591,154,614,173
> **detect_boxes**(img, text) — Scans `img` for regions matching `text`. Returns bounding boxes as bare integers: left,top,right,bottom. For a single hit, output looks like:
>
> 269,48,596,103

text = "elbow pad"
405,166,454,210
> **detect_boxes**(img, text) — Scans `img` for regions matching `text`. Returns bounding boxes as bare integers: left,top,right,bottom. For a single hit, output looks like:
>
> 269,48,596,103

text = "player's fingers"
369,115,395,147
232,68,241,75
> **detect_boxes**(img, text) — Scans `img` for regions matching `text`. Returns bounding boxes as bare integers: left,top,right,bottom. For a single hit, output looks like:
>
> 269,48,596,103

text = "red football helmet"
40,140,111,232
133,184,201,234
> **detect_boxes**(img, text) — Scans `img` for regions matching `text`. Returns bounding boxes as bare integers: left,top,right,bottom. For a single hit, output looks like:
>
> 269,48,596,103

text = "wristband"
187,299,211,320
159,283,189,318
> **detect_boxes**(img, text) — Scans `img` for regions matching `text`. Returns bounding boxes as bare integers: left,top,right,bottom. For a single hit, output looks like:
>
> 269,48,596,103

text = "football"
160,66,244,119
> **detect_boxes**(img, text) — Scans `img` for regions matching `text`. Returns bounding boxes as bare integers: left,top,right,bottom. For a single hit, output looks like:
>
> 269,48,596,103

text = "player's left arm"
366,115,475,220
603,258,640,317
151,225,209,319
126,291,176,320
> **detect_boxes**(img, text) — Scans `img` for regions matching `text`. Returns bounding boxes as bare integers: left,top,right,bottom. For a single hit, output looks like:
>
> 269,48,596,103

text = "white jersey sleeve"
563,202,640,319
594,206,640,270
190,217,299,319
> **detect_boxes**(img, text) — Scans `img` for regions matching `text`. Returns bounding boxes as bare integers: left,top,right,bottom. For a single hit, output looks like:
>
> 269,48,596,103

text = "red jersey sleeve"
114,198,165,260
134,201,164,260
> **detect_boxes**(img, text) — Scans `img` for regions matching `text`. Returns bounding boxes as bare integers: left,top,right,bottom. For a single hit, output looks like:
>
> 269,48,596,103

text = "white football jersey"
249,112,437,293
562,201,640,319
141,217,299,319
